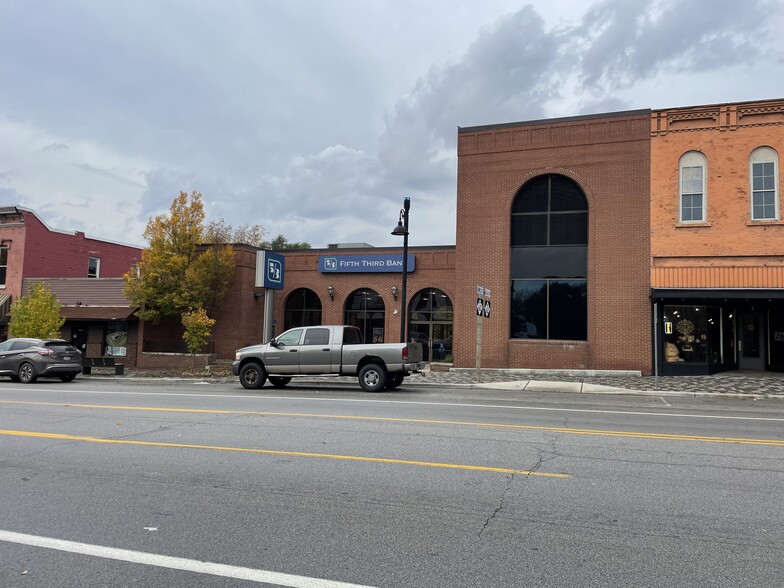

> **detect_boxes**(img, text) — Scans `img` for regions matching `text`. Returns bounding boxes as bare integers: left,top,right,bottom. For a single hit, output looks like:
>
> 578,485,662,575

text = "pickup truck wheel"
384,372,405,390
268,376,291,388
359,363,387,392
239,362,267,389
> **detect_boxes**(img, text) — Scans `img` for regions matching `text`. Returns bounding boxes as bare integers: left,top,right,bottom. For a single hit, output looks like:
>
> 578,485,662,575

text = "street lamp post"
391,197,410,343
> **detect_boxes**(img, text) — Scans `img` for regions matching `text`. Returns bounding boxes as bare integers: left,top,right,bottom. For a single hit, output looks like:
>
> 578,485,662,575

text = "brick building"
454,110,652,373
0,206,142,360
650,99,784,374
6,97,782,377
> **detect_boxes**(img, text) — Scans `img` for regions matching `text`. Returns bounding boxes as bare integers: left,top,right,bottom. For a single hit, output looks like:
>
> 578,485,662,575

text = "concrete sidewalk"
104,365,784,399
412,367,784,399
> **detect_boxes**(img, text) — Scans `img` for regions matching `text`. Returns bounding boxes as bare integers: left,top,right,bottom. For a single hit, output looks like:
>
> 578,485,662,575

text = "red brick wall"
455,112,652,373
279,247,456,344
21,210,141,279
651,100,784,285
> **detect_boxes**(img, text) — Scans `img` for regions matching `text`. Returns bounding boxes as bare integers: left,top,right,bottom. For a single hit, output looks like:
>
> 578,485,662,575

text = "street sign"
476,298,484,316
477,286,485,297
484,288,491,299
484,300,491,318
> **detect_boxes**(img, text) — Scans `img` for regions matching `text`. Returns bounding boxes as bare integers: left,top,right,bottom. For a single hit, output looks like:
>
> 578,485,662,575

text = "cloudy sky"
1,0,783,249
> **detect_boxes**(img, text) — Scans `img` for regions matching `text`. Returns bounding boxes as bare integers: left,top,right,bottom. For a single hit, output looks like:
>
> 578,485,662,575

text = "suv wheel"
18,362,38,384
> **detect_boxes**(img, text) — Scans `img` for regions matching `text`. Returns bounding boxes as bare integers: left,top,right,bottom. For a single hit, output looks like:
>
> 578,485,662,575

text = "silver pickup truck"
232,325,425,392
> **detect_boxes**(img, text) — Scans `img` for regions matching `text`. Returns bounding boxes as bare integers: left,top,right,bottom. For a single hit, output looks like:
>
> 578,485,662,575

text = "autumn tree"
124,191,260,323
182,308,216,369
9,282,65,338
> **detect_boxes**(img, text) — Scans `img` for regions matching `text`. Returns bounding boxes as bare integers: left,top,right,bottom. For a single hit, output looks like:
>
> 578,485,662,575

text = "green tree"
259,234,311,250
181,308,216,369
9,282,65,338
124,191,239,323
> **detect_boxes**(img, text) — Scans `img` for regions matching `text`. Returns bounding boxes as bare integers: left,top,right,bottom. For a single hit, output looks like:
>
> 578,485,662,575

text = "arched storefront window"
344,289,385,344
510,174,588,340
284,288,322,331
409,288,453,362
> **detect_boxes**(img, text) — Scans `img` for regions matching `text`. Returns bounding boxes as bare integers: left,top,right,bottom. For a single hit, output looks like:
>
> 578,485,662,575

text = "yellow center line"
0,429,568,478
2,399,783,446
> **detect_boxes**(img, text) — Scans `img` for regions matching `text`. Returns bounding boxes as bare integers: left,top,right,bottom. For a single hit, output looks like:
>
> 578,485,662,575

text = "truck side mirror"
269,337,279,347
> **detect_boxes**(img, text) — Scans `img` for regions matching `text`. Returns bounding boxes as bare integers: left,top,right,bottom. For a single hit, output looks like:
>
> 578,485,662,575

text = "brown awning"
60,306,137,320
0,294,10,322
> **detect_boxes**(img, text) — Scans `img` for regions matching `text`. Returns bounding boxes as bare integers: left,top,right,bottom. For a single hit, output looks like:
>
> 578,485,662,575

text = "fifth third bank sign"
318,254,416,273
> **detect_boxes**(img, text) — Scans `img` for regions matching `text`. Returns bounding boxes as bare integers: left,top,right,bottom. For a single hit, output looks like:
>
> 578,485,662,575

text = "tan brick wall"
651,99,784,287
455,112,652,373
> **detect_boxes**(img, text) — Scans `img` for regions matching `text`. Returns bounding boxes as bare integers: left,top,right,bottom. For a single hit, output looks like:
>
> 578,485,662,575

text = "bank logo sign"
318,254,416,273
255,251,285,289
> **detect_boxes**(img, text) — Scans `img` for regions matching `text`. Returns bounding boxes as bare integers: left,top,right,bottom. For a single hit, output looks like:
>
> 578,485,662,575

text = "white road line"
1,387,783,422
0,530,376,588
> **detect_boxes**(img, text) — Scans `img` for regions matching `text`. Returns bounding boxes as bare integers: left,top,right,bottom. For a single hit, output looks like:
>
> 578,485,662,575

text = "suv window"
10,340,34,351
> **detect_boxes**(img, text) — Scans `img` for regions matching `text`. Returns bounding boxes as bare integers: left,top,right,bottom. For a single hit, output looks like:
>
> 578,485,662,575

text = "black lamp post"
391,197,410,343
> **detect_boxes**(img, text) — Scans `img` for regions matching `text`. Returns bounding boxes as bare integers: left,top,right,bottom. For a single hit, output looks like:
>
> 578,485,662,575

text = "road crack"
478,473,514,539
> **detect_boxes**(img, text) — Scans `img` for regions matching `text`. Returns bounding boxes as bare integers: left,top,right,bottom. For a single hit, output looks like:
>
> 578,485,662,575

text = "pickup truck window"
303,328,330,346
343,327,363,345
277,329,303,346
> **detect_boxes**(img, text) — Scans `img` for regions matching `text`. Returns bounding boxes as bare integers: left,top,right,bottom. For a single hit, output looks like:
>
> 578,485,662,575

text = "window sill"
745,219,784,226
675,222,712,228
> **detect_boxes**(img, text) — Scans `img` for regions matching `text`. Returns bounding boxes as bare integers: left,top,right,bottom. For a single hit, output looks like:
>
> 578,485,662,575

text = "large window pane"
511,280,546,339
550,176,587,211
511,214,547,246
512,176,548,212
548,281,587,340
550,212,588,245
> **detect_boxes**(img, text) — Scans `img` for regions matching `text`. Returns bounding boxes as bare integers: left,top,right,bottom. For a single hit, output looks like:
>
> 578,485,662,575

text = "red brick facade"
454,111,652,373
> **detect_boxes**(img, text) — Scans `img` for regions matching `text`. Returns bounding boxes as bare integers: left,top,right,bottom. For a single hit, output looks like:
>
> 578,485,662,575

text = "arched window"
344,289,385,344
284,288,322,331
408,288,453,362
510,174,587,341
750,147,779,221
679,151,707,223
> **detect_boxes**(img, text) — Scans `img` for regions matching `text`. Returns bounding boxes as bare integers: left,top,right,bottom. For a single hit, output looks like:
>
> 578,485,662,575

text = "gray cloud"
41,143,69,152
1,1,782,250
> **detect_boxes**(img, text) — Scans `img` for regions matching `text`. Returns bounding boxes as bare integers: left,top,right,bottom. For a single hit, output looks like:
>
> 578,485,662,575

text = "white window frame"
88,256,100,278
749,146,779,221
678,151,707,224
0,246,7,286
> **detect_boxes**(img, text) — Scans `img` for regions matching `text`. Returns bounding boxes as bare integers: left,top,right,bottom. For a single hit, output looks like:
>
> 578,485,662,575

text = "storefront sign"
318,254,415,273
256,251,285,289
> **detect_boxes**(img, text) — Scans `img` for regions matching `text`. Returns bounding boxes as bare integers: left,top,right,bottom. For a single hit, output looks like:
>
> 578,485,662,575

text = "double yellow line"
2,400,782,480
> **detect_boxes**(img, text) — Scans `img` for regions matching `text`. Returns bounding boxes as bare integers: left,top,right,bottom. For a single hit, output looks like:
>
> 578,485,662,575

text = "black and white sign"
476,298,484,316
483,300,491,318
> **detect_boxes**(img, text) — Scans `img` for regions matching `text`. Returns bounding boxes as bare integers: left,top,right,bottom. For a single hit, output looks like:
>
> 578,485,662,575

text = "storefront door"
739,312,765,370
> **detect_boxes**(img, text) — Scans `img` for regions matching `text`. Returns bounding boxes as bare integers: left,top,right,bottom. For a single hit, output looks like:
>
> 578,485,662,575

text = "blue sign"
318,254,416,273
256,251,285,289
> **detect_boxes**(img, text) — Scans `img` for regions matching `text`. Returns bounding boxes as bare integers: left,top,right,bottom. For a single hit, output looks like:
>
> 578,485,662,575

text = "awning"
0,294,10,322
652,288,784,300
60,306,137,320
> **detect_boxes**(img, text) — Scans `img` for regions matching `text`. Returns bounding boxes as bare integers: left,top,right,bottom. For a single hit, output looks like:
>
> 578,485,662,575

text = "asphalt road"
1,379,783,587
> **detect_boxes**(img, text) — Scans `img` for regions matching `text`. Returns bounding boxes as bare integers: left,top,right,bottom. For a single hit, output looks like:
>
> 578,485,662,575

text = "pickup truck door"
298,327,334,374
264,328,303,374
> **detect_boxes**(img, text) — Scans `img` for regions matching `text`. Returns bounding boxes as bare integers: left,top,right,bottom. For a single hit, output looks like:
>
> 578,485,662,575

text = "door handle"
289,349,298,352
322,348,330,352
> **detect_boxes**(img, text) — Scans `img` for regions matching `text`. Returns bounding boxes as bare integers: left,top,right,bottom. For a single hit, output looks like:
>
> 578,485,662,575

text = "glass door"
738,311,765,370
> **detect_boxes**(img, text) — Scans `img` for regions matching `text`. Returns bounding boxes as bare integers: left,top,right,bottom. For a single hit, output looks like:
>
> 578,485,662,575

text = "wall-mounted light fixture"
327,285,334,300
391,285,398,300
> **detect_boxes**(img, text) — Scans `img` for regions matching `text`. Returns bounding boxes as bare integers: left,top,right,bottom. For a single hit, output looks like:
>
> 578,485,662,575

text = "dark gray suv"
0,338,82,383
